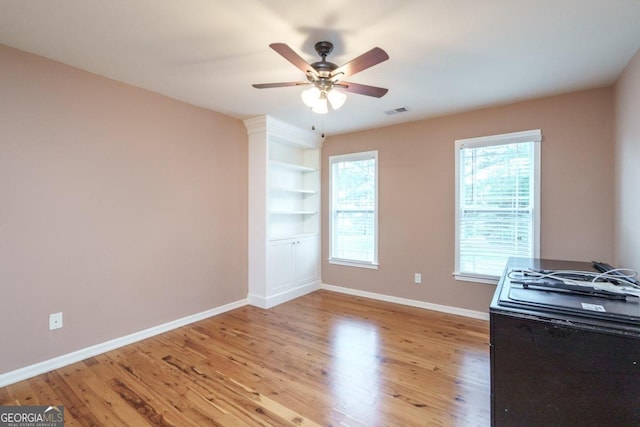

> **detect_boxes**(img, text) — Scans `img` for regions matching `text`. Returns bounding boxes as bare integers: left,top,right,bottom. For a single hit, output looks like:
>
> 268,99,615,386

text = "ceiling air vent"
385,106,410,115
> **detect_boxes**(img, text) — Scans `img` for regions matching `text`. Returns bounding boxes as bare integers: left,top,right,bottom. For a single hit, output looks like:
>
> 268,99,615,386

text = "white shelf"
269,232,318,242
270,187,318,195
269,160,317,173
270,210,318,215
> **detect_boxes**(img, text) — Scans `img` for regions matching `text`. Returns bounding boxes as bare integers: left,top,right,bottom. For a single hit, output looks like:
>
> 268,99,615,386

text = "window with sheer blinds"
455,130,541,283
329,151,378,268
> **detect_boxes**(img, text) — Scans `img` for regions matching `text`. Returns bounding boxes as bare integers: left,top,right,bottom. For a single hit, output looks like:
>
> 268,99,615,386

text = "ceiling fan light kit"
253,41,389,114
301,86,346,114
326,89,347,109
305,88,328,114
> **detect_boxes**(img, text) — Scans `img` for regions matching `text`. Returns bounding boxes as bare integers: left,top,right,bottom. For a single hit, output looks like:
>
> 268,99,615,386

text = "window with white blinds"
454,130,541,283
329,151,378,268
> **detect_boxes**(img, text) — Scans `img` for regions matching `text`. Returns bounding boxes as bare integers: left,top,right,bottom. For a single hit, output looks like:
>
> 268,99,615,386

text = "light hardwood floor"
0,290,491,426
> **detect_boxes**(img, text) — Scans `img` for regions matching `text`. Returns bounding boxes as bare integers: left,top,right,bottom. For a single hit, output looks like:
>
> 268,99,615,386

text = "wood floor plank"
43,370,106,426
0,290,490,426
77,357,173,427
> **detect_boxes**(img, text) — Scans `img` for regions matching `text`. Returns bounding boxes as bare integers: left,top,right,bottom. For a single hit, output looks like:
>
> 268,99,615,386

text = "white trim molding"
321,283,490,321
0,298,248,388
328,258,379,270
455,129,542,148
454,129,542,282
248,280,321,309
329,150,379,266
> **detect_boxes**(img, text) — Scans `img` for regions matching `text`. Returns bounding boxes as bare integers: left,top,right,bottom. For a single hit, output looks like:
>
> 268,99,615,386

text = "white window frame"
329,150,379,269
454,129,541,285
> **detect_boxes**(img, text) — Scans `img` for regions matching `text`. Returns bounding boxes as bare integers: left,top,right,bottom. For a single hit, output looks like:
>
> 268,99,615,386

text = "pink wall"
322,88,615,313
614,48,640,269
0,45,248,374
2,39,632,376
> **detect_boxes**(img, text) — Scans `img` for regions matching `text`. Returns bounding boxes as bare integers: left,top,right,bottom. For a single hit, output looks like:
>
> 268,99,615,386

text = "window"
454,130,541,283
329,151,378,268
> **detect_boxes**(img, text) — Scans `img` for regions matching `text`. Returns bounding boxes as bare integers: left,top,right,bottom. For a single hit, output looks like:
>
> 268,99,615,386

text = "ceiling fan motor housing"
314,41,333,57
311,41,338,78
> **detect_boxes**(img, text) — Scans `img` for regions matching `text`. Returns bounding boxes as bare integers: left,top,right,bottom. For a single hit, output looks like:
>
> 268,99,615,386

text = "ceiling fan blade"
331,47,389,79
252,81,309,89
269,43,318,77
337,81,388,98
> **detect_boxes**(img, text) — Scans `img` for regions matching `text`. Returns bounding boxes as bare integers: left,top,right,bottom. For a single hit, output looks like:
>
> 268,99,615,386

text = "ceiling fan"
252,41,389,114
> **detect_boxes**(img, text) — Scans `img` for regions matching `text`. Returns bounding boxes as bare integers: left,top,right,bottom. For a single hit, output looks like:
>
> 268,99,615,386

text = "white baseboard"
248,281,320,309
0,298,248,388
321,283,490,321
1,286,487,388
247,293,268,308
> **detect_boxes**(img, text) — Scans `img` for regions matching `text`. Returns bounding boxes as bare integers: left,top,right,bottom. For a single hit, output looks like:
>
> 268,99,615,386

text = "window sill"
329,258,379,270
453,272,499,286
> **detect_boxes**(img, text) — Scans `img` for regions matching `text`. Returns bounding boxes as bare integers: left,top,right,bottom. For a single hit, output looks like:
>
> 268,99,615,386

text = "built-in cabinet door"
295,235,319,285
267,239,296,293
267,235,320,295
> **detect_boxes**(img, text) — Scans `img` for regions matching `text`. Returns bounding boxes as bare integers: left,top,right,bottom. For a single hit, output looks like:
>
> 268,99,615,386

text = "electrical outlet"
49,312,63,330
414,273,422,284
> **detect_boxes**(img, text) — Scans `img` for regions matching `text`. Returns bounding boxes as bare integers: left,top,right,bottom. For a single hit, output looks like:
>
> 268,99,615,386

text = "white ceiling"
2,0,640,136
